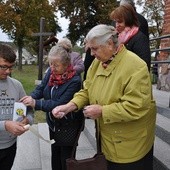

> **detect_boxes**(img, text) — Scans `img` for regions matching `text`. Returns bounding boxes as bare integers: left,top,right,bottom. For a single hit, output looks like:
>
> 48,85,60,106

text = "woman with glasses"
20,45,84,170
52,24,156,170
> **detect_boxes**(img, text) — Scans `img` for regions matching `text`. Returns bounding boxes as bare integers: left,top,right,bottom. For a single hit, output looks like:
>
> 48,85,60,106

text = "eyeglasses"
0,65,15,71
49,62,61,69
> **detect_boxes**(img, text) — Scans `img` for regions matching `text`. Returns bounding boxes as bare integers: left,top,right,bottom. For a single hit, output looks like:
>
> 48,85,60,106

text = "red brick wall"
159,0,170,60
156,0,170,91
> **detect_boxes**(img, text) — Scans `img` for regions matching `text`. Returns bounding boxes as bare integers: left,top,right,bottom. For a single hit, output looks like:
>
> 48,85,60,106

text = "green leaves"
0,0,61,70
57,0,118,44
0,0,60,42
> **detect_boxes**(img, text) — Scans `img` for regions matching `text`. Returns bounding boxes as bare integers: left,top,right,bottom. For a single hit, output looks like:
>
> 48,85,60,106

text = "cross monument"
32,17,53,80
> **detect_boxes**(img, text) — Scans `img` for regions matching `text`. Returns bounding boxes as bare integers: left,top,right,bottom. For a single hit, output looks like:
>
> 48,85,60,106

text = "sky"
0,29,11,42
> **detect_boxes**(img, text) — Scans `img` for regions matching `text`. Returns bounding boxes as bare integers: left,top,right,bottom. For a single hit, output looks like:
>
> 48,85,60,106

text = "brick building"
157,0,170,91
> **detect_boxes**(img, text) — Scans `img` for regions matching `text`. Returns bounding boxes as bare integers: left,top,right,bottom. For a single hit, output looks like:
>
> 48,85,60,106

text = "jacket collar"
96,45,127,77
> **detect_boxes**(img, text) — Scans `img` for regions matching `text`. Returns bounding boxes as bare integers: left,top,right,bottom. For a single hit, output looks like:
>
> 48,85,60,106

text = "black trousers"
0,142,17,170
51,144,74,170
107,146,153,170
49,128,75,170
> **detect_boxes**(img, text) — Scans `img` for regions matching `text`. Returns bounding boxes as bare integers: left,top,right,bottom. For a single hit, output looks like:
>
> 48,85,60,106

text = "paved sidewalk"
12,122,96,170
152,85,170,108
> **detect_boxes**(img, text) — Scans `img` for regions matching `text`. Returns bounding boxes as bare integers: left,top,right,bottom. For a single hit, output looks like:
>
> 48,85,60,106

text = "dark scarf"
101,44,124,69
48,65,76,86
102,56,114,69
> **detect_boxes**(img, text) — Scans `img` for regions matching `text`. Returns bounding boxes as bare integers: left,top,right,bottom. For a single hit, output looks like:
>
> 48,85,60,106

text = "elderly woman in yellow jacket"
52,24,156,170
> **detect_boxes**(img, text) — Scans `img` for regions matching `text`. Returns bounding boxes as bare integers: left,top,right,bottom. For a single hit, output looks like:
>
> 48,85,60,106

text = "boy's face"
0,58,15,80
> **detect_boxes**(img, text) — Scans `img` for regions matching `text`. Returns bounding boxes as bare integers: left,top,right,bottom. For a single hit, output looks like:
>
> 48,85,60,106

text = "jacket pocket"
112,128,147,159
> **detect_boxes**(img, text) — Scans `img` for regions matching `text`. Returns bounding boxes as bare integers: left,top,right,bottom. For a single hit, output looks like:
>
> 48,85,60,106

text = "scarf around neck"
101,44,124,69
102,56,114,69
48,65,76,86
118,26,139,44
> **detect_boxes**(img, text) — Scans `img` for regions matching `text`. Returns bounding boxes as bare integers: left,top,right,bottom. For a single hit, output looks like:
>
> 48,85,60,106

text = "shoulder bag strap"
70,116,85,158
95,119,101,154
70,118,101,158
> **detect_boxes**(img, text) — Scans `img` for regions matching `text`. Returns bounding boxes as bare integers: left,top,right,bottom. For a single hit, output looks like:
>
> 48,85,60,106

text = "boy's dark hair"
0,44,16,63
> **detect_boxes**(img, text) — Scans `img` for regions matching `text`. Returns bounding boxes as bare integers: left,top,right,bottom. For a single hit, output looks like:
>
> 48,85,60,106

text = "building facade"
157,0,170,91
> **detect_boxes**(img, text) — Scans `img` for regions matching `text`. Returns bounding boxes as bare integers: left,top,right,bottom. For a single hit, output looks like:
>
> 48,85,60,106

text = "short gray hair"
48,45,71,66
58,37,72,52
120,0,135,9
85,24,118,46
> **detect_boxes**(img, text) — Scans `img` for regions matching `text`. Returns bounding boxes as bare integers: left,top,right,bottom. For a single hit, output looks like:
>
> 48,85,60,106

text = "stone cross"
32,17,53,80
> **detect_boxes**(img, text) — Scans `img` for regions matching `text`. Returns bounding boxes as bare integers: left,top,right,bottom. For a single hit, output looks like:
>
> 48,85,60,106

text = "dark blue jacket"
31,68,82,129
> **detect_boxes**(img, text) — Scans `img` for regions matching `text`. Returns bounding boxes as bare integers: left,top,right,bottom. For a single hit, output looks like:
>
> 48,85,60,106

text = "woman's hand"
83,104,102,119
52,105,69,119
52,102,77,119
20,96,35,108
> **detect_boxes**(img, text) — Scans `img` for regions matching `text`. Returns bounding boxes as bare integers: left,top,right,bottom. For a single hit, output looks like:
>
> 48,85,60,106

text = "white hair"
120,0,135,8
58,37,72,52
85,24,118,47
48,44,71,65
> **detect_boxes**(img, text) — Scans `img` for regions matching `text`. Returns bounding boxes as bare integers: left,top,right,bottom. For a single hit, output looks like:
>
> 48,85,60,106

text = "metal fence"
150,34,170,107
150,34,170,64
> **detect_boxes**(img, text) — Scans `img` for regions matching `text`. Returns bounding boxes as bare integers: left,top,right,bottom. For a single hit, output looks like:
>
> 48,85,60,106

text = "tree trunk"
18,45,22,70
16,36,24,71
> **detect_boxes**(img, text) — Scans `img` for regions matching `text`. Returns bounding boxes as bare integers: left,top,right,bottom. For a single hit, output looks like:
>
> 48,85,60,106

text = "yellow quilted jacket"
71,46,156,163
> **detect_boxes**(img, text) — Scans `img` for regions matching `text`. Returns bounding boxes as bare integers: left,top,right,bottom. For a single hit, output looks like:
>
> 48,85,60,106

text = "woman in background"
58,37,84,76
110,4,151,71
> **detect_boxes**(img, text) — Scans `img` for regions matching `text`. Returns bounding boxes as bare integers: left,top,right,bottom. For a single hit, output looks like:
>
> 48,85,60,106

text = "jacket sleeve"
26,106,34,125
34,77,82,112
31,68,50,99
71,52,85,75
